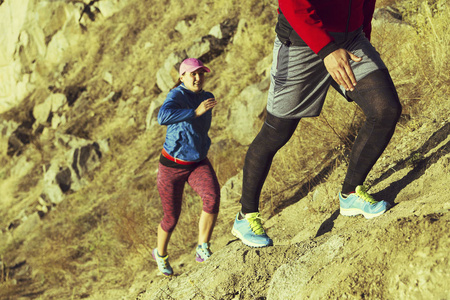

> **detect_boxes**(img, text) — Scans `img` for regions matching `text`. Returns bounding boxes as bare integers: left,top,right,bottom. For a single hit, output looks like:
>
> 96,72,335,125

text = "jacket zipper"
345,0,353,41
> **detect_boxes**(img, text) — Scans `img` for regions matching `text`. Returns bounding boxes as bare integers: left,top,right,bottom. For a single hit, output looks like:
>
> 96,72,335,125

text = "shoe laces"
198,243,212,258
157,254,171,269
355,185,378,204
246,213,266,235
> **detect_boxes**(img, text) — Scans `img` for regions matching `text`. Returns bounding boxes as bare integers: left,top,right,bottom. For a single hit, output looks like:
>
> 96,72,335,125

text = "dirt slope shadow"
371,122,450,203
315,121,449,238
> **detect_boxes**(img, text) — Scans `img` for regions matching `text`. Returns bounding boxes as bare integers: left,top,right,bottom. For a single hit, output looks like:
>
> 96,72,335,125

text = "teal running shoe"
339,185,390,219
152,248,173,276
231,212,273,247
196,242,212,263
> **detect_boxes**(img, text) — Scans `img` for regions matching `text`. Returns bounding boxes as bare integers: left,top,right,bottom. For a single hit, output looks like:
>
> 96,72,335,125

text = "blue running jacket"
158,84,214,162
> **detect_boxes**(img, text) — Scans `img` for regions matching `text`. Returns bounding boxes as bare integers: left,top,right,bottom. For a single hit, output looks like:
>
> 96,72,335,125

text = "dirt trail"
137,121,450,300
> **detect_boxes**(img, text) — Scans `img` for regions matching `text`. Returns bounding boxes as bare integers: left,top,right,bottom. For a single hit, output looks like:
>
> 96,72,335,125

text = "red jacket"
278,0,376,57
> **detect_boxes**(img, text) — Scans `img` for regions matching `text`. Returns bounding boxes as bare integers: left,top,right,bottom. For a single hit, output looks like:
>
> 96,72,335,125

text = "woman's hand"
195,98,217,117
324,48,362,91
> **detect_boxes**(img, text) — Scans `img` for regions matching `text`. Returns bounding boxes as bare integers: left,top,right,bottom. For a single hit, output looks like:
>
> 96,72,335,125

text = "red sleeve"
278,0,334,54
362,0,376,41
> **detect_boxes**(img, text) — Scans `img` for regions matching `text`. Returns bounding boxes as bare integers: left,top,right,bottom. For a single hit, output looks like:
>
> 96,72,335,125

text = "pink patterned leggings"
157,158,220,233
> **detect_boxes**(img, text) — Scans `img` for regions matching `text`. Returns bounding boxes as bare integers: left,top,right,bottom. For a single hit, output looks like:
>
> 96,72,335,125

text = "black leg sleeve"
342,69,402,194
240,112,300,213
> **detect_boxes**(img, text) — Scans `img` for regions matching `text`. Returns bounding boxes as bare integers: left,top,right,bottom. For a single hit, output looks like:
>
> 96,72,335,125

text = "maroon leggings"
157,158,220,233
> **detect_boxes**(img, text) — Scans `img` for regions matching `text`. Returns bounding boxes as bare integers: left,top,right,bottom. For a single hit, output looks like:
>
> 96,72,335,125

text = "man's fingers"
343,65,357,90
324,49,360,91
332,70,351,91
333,64,356,91
348,51,362,62
331,72,342,87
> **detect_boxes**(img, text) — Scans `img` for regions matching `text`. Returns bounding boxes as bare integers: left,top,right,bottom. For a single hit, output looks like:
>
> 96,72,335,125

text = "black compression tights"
240,69,402,213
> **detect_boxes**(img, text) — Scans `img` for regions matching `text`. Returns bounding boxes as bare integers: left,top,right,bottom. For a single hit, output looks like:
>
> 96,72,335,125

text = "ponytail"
171,78,182,90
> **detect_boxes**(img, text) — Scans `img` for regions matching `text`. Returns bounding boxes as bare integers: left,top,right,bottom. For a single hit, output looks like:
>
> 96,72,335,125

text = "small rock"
209,24,223,39
103,71,113,85
33,99,52,124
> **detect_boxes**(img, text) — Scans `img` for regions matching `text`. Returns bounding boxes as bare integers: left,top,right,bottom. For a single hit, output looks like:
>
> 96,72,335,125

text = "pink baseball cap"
179,58,211,76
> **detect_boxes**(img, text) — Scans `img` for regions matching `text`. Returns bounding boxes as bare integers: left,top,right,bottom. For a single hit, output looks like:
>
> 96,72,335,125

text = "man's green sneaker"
339,185,390,219
231,212,273,247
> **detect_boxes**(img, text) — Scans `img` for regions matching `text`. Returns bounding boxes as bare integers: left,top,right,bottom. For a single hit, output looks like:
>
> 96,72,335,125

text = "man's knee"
354,70,402,126
372,99,402,127
252,113,299,151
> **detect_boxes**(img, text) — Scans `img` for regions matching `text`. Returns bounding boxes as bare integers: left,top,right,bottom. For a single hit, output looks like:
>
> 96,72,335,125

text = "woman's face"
180,70,205,93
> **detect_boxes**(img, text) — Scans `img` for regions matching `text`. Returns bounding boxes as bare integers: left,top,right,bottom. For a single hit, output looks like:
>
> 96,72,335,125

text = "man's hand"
195,98,217,117
324,49,362,91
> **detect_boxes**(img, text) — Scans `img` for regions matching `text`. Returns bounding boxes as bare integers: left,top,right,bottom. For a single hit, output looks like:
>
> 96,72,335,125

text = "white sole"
340,207,386,219
231,227,272,248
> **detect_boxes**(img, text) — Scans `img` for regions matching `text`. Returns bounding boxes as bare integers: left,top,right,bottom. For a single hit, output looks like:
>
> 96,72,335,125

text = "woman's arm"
157,94,196,125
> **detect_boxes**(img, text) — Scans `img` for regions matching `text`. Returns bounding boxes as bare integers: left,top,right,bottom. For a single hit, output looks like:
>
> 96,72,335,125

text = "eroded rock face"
0,0,31,113
374,6,403,23
267,236,345,299
156,18,239,92
56,135,108,189
145,93,166,130
71,142,103,181
7,119,34,157
0,0,127,114
0,119,19,156
155,51,186,92
1,0,79,113
227,79,270,145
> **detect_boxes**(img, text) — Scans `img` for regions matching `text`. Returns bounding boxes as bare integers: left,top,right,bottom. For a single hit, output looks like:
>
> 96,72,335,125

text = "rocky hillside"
0,0,449,299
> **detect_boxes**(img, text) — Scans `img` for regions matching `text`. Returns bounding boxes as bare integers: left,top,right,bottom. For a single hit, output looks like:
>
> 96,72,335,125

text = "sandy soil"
134,121,449,300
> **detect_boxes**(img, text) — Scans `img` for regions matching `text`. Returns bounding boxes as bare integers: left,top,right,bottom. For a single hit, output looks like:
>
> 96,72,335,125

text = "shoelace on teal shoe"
246,213,265,235
355,186,378,204
157,255,170,269
198,243,212,258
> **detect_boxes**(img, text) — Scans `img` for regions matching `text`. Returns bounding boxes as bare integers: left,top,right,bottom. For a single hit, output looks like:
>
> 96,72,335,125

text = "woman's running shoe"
196,242,212,263
152,248,173,276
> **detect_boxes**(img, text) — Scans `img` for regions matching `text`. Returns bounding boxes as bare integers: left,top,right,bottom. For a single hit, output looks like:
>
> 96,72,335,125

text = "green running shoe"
231,212,273,247
339,185,390,219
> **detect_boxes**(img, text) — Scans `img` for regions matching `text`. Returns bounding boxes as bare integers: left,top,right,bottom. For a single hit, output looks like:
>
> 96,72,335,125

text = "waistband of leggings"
161,148,196,165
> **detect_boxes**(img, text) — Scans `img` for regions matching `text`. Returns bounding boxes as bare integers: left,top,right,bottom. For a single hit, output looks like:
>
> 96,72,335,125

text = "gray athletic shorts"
267,27,387,119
